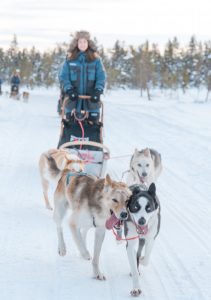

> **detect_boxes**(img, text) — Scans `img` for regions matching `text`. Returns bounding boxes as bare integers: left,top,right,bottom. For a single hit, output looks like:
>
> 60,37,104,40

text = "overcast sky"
0,0,210,50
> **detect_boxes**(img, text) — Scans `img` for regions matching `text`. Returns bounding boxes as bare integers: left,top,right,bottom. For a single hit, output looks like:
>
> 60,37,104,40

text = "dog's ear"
96,178,105,191
51,151,67,170
105,174,112,186
130,184,141,195
104,174,113,192
134,148,139,156
148,183,156,197
143,148,150,157
148,183,159,209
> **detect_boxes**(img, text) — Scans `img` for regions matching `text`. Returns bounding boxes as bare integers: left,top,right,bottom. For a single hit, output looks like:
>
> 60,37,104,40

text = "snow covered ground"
0,88,210,300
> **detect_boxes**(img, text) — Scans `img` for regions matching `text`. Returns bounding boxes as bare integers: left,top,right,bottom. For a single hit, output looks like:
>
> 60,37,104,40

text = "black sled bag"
58,121,102,151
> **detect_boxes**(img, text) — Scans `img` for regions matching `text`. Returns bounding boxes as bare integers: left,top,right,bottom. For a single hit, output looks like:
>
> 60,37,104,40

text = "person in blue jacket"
11,71,21,93
0,77,2,95
59,31,106,122
57,64,66,115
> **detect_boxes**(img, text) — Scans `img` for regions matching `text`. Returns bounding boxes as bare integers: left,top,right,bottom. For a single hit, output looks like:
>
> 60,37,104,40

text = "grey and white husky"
125,183,161,296
126,148,163,187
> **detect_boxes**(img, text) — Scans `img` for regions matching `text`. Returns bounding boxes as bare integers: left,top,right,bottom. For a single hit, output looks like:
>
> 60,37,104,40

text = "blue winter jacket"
59,51,106,113
58,64,64,90
11,75,20,85
60,51,106,94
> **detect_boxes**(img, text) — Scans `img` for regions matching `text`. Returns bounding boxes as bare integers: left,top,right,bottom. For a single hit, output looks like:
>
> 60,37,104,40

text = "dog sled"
58,95,110,178
10,84,20,100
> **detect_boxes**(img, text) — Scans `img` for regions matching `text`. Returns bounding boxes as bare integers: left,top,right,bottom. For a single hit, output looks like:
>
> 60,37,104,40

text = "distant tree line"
0,35,210,100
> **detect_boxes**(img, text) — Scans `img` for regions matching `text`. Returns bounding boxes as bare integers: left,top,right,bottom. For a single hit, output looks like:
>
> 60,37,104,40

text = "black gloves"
66,88,78,101
90,89,102,103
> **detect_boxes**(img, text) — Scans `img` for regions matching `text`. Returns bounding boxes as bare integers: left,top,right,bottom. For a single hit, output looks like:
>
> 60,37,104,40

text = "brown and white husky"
53,173,131,280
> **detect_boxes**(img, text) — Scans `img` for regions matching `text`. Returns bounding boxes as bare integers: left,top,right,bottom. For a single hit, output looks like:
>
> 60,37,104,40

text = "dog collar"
66,172,87,185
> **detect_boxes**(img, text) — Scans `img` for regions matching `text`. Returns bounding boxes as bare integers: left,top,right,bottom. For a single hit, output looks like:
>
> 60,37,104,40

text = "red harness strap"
78,121,85,150
112,227,140,241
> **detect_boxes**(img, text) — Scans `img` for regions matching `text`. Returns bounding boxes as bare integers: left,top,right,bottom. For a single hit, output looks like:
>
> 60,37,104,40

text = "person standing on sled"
0,77,2,95
11,70,21,94
59,30,106,123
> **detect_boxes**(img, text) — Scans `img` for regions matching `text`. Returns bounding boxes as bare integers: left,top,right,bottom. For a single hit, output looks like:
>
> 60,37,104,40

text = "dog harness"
66,172,87,185
66,172,97,228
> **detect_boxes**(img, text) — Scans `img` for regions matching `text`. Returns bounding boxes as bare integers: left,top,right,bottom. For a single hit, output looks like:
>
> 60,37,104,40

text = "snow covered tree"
139,41,153,100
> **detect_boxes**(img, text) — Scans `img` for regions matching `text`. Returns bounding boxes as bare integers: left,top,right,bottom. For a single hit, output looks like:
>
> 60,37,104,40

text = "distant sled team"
38,146,163,296
8,90,30,102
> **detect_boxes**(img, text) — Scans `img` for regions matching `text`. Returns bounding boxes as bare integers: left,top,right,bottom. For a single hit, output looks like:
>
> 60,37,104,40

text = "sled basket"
59,141,110,178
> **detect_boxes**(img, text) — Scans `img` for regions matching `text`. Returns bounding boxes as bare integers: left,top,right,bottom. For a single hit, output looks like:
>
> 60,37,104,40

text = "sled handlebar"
78,95,91,99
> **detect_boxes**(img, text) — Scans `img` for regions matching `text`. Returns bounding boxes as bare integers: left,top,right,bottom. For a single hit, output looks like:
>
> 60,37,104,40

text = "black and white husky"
125,183,161,296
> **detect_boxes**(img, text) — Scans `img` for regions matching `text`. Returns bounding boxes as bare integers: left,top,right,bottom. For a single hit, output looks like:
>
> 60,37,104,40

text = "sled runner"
58,95,110,178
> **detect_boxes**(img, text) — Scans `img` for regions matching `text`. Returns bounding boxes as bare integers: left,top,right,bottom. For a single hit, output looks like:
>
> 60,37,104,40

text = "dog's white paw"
81,250,91,260
46,204,53,210
95,273,106,281
58,244,66,256
140,257,149,266
130,288,142,297
129,271,140,276
116,238,123,245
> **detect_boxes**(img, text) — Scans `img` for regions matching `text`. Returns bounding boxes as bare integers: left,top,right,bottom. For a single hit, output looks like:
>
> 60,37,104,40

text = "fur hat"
69,30,97,52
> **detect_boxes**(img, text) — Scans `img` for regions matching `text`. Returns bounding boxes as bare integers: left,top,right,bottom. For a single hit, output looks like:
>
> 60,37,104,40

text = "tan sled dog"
22,91,29,102
53,173,131,280
39,149,84,210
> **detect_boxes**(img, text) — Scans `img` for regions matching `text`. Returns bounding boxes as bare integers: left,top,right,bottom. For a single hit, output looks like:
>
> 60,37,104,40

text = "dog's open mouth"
137,172,146,184
105,213,119,230
136,224,148,235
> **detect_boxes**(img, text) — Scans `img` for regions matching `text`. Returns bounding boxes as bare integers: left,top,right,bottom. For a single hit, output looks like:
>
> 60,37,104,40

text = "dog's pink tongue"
105,214,119,230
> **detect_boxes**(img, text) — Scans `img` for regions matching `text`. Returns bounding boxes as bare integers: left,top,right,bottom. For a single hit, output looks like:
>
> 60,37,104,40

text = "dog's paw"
129,271,140,277
140,257,149,266
81,251,91,260
116,239,123,245
58,244,66,256
95,273,106,281
130,288,142,297
46,204,53,210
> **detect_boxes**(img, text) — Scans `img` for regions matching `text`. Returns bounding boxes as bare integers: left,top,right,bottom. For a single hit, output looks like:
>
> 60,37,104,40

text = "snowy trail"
0,89,210,300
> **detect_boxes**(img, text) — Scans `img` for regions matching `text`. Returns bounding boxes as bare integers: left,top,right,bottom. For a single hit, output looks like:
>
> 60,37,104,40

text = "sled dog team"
39,147,162,297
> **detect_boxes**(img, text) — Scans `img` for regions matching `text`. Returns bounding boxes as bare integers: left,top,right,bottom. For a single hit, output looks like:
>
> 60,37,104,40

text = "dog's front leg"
127,241,142,296
81,228,89,247
92,226,106,280
141,238,154,266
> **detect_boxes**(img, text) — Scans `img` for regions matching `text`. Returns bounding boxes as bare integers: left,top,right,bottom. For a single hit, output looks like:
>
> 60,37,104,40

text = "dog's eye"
146,164,149,167
137,163,142,167
112,198,118,203
129,202,141,213
146,204,151,212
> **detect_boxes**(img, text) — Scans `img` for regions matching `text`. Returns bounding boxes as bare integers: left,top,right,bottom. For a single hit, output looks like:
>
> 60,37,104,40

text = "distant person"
59,30,106,123
11,71,21,94
57,63,66,116
0,77,2,95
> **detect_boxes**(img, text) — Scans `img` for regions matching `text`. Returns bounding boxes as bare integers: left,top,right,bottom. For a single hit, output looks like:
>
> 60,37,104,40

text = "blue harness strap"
66,172,87,185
